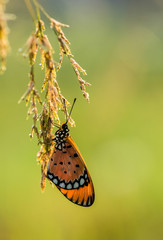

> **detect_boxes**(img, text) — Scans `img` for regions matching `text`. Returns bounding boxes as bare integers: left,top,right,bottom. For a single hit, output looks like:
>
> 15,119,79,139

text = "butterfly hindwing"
47,136,95,207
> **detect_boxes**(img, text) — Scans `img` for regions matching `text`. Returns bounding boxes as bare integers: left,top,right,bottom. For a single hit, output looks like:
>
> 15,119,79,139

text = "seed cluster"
0,0,15,73
19,1,91,192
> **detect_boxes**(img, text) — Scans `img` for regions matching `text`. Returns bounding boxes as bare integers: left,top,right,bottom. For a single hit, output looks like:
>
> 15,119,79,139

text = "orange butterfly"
46,99,95,207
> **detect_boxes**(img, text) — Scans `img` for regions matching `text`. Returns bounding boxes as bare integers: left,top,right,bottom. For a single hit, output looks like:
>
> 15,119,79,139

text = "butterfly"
46,98,95,207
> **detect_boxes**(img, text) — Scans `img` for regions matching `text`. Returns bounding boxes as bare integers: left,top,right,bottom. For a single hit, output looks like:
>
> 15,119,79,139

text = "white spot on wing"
53,178,58,184
48,174,53,179
80,178,85,186
85,174,88,179
66,183,72,189
59,182,65,188
73,181,79,188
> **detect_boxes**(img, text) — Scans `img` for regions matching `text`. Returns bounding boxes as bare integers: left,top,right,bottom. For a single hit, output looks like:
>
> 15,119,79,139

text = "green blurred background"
1,0,163,239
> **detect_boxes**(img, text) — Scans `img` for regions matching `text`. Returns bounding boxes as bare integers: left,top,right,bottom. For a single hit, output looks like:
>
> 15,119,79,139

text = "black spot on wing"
85,181,88,186
67,145,72,148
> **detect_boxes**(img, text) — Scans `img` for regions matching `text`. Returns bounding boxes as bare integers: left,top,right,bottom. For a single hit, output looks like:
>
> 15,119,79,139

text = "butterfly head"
61,122,69,131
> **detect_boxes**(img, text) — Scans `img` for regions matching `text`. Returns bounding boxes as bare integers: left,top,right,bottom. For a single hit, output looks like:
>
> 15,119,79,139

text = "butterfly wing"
46,136,95,207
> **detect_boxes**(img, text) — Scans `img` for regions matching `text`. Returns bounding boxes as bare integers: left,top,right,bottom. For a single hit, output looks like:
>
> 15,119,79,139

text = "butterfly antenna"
66,98,77,124
63,98,68,120
53,122,60,128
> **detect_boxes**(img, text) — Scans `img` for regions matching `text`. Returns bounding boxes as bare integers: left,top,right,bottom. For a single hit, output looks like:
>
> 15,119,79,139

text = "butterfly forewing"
47,136,95,207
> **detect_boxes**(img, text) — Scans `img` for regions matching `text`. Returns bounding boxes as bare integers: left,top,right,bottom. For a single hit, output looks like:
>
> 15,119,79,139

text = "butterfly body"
46,123,95,207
